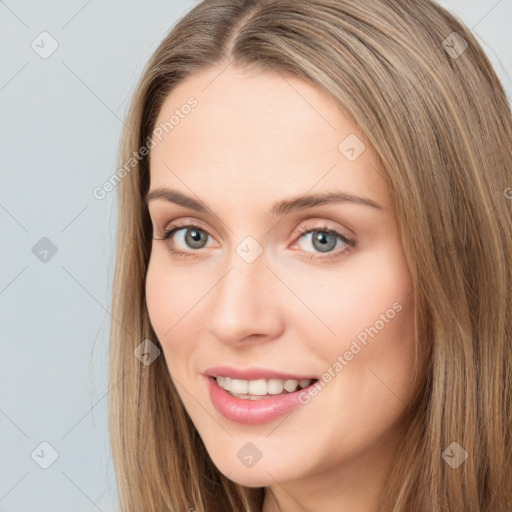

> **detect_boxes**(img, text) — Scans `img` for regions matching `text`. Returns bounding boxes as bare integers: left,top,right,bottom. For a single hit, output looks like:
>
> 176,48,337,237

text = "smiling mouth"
212,376,319,400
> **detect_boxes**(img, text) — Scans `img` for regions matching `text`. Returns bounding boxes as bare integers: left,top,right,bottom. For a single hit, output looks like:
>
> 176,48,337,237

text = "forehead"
149,65,389,211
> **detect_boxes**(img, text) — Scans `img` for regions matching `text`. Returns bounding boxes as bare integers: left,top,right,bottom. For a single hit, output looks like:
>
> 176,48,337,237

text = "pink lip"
204,365,318,381
206,375,318,425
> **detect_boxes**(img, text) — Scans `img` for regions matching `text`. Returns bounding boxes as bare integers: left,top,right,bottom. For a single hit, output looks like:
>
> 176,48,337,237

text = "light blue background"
1,1,510,510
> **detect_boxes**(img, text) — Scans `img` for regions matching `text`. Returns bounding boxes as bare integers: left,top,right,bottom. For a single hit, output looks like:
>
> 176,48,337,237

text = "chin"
212,461,276,487
223,472,272,488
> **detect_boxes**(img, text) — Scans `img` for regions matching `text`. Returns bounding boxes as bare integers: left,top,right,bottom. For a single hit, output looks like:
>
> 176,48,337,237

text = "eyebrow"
145,188,383,216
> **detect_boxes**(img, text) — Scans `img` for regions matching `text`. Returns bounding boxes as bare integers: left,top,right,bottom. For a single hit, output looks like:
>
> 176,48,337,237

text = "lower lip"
207,376,315,425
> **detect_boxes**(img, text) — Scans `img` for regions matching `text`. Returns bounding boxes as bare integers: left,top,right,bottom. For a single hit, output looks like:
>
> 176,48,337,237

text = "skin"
145,63,422,512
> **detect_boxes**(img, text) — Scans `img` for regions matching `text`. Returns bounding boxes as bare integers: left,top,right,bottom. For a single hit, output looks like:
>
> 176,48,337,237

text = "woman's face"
146,64,420,508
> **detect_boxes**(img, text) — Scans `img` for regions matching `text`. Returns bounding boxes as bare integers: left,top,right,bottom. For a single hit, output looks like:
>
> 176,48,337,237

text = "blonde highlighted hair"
108,1,512,510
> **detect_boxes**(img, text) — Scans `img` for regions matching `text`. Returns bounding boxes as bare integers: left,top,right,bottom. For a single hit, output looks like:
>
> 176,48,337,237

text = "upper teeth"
216,376,313,395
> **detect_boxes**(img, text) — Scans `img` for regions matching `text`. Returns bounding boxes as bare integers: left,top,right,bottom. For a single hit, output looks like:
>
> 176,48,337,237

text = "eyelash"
154,221,356,262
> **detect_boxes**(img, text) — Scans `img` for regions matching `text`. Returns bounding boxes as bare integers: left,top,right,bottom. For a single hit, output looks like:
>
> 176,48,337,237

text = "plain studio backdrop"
0,1,510,511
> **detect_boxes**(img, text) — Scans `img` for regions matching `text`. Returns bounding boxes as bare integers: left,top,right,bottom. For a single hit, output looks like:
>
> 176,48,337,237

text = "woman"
108,1,512,510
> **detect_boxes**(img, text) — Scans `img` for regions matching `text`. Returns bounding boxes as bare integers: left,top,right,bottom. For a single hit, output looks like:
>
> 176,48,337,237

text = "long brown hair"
108,1,512,510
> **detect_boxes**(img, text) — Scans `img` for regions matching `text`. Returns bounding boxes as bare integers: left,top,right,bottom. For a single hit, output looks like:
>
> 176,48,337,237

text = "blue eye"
294,225,355,260
158,224,211,257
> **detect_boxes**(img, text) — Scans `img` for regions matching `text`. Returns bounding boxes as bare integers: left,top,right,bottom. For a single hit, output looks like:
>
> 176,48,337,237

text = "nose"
205,248,284,347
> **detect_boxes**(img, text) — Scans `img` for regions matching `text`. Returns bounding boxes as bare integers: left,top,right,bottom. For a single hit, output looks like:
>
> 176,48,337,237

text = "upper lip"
204,366,318,381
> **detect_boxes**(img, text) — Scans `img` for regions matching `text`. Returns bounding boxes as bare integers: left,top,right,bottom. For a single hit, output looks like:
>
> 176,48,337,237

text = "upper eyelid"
159,220,354,246
160,219,216,239
156,214,352,233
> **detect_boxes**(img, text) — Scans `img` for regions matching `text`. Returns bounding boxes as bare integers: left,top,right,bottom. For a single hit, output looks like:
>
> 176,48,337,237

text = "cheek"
145,256,169,335
145,251,194,329
145,253,208,371
294,247,414,356
145,255,187,358
325,252,417,404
